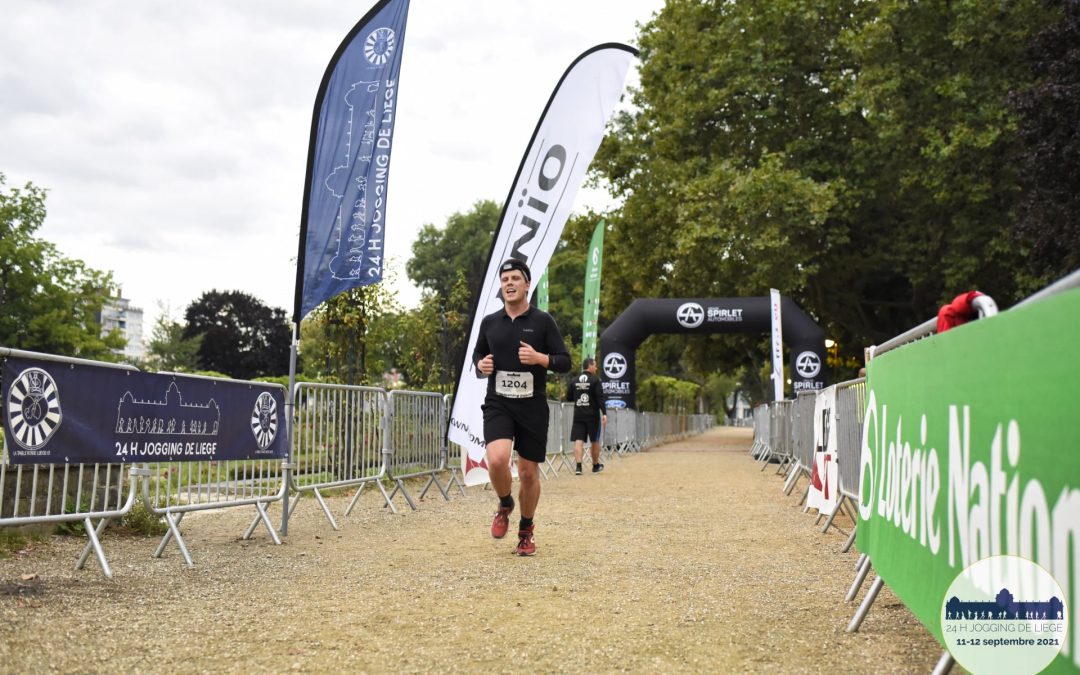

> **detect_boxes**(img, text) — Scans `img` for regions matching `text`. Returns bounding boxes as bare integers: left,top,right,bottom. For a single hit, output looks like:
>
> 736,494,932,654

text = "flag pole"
280,322,298,535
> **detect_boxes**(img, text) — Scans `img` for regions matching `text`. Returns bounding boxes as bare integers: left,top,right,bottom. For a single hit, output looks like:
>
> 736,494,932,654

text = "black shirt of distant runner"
473,258,570,556
565,357,607,475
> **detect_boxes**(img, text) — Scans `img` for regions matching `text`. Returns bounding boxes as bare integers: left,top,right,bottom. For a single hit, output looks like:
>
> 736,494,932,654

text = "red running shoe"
515,524,536,556
491,504,513,539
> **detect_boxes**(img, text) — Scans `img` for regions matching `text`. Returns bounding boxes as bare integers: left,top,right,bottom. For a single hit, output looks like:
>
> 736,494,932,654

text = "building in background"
100,288,145,362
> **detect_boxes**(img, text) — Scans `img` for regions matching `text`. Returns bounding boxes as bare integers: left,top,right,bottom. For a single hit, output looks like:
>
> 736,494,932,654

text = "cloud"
1,0,664,331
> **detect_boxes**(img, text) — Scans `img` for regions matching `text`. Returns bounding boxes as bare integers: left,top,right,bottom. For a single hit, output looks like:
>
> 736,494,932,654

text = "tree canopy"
1008,0,1080,289
590,0,1062,384
0,173,124,359
183,290,291,380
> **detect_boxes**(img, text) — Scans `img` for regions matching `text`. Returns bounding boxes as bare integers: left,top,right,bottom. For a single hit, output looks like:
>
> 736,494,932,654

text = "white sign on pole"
770,288,784,402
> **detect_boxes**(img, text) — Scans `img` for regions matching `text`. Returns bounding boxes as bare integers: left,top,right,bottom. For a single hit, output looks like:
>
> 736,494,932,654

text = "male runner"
473,258,570,555
566,357,607,474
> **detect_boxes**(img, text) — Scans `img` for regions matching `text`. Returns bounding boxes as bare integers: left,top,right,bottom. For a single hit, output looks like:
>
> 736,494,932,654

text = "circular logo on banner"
942,555,1068,675
6,367,62,451
603,353,627,379
250,392,278,450
795,351,822,378
364,27,396,66
676,302,705,328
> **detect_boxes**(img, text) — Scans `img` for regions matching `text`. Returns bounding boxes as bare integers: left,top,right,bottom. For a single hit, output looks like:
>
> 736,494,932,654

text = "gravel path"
0,427,942,673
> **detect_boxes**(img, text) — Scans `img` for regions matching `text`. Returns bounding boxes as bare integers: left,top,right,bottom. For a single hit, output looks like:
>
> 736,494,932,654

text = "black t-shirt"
472,306,571,404
566,371,605,420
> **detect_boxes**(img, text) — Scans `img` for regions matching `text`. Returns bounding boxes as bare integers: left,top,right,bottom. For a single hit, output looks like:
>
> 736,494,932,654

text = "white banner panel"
770,288,784,402
807,385,839,515
448,44,637,486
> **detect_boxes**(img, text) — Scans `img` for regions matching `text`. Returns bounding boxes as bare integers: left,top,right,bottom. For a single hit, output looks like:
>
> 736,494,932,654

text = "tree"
183,290,290,380
407,199,499,303
593,0,1057,379
0,173,124,359
145,303,202,372
299,281,400,385
1008,0,1080,290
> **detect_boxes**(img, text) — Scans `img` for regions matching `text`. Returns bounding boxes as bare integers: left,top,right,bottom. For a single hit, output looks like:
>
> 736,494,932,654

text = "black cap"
499,258,531,282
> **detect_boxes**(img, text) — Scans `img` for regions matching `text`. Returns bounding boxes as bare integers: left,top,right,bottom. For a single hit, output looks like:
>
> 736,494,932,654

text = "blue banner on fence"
294,0,411,322
2,358,288,464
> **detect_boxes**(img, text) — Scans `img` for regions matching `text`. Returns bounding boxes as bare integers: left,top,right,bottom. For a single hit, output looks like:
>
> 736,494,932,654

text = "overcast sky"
0,0,664,336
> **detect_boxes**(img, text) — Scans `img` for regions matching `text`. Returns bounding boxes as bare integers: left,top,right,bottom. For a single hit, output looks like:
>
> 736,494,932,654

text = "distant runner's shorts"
570,417,600,443
483,397,549,463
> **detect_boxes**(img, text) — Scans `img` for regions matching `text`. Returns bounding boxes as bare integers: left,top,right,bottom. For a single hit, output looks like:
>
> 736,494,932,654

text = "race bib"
495,371,534,398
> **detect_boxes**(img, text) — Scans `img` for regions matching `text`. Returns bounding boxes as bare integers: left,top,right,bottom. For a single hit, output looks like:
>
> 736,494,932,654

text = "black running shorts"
482,398,549,463
570,417,600,443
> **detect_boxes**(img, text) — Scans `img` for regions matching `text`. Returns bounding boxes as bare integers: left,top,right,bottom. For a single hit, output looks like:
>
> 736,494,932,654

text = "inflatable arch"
598,297,827,409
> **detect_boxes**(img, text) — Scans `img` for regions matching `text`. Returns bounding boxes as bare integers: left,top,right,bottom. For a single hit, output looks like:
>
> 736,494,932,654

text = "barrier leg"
821,496,845,534
310,488,340,530
243,503,282,545
847,557,872,602
386,479,418,511
775,457,789,476
843,527,858,553
155,512,194,567
846,576,884,633
842,496,858,523
344,482,367,517
784,468,803,495
75,517,114,579
376,480,399,514
854,552,866,570
931,651,954,675
798,484,809,506
757,448,772,469
419,472,450,501
447,468,467,497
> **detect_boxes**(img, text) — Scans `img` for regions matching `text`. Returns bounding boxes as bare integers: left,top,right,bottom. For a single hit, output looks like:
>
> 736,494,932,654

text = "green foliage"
183,290,291,380
1007,0,1080,292
637,375,701,414
299,275,402,385
146,303,202,373
407,199,499,303
119,501,168,536
0,173,125,359
0,527,45,557
592,0,1059,381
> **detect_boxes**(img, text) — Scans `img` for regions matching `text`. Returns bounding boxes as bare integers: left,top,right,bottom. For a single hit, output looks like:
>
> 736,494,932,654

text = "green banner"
535,268,549,311
856,289,1080,673
581,220,605,361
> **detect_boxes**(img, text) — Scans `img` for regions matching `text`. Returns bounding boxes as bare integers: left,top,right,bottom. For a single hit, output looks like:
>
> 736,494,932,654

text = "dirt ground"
0,427,944,673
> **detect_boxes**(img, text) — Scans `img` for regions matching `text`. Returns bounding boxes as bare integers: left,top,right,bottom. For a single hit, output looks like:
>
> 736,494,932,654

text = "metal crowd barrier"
0,349,288,575
830,378,866,545
760,400,792,471
384,389,456,510
782,393,816,491
1,349,142,578
138,371,288,567
289,382,389,527
750,404,771,459
538,400,564,479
